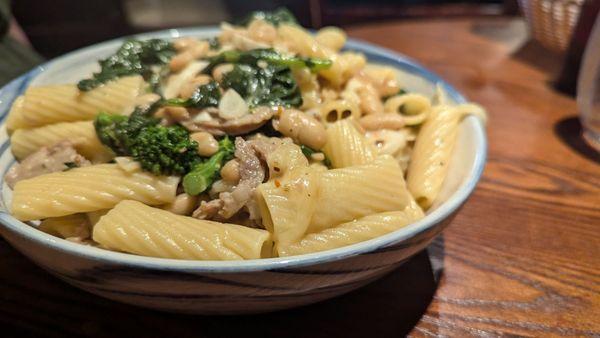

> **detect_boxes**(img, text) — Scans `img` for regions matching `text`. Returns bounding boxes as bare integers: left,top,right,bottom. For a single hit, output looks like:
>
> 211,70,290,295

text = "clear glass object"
577,14,600,151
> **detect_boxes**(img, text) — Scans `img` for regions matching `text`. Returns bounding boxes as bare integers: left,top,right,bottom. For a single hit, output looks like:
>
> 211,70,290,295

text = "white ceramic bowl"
0,27,486,314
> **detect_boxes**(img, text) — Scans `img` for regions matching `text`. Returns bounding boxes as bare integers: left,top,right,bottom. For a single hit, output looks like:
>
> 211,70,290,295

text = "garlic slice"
218,89,249,120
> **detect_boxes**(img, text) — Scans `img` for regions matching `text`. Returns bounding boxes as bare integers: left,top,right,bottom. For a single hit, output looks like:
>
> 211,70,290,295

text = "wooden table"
2,18,599,337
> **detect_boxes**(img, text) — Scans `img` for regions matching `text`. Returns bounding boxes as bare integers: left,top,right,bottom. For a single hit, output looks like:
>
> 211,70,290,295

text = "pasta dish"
3,9,485,260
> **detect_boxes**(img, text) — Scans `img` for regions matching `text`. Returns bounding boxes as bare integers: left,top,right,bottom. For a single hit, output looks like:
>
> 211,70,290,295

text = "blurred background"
1,0,599,95
9,0,522,58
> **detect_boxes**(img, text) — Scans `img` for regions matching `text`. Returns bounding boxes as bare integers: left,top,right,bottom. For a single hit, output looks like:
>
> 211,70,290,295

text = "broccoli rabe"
161,81,221,108
183,137,235,195
94,107,202,176
78,39,175,92
204,49,332,74
203,49,331,108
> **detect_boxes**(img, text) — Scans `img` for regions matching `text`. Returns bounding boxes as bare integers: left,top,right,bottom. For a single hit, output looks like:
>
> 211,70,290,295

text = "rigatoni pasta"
10,120,113,162
11,164,179,221
7,75,144,130
3,9,485,260
279,200,424,256
93,200,271,260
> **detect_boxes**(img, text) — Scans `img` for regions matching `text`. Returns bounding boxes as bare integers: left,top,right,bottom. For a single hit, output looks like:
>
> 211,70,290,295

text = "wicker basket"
519,0,585,52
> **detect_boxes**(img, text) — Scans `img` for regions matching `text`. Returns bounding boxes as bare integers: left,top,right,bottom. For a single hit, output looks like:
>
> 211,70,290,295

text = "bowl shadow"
1,236,444,338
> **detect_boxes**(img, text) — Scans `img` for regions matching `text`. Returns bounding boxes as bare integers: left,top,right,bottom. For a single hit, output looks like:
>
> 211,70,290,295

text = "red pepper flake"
274,179,281,188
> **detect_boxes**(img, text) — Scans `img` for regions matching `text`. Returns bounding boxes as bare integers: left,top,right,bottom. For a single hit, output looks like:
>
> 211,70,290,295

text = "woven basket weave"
519,0,584,52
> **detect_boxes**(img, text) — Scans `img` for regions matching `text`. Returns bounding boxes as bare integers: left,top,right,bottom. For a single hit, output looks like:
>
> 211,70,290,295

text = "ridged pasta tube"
280,200,424,256
11,164,179,221
407,104,486,209
93,200,271,260
10,120,113,163
6,76,144,130
256,166,319,256
322,119,376,168
308,155,412,233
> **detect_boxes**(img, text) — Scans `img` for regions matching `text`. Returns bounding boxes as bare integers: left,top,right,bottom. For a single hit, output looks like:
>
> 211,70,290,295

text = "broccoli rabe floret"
183,137,235,195
94,108,202,176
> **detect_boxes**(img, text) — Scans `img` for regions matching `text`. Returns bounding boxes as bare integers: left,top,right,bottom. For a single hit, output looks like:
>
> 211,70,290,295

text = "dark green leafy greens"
203,49,331,108
161,81,221,108
237,7,298,27
63,162,78,171
203,49,331,74
183,137,235,195
78,39,175,92
222,63,302,108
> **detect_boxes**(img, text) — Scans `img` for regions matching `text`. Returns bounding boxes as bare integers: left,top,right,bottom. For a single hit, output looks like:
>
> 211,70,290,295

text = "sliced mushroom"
181,106,274,136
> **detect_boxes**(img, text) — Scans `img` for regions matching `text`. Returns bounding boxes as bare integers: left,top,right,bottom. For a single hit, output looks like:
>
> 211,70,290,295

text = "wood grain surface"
1,17,599,337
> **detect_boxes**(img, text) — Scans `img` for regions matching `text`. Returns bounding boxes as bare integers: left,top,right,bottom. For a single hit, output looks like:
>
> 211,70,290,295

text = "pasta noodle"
11,164,179,221
322,119,376,168
10,120,113,163
308,155,412,233
384,93,431,125
315,27,347,52
279,200,424,256
6,76,144,129
93,200,271,260
406,104,484,208
256,166,319,255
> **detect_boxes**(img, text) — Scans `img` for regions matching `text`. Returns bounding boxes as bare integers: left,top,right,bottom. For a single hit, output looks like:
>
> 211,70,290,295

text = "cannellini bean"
358,84,384,115
162,193,198,215
359,113,405,130
164,106,190,122
173,37,197,51
179,75,212,98
220,159,240,183
276,109,327,149
190,132,219,156
212,63,234,83
188,40,209,58
169,51,194,72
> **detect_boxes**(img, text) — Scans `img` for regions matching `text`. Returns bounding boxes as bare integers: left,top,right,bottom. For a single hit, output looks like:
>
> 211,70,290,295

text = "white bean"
276,109,327,150
212,63,234,83
190,132,219,157
162,193,198,215
220,159,240,183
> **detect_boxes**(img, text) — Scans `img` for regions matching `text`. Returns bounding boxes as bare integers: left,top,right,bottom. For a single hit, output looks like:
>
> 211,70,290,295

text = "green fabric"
0,0,44,86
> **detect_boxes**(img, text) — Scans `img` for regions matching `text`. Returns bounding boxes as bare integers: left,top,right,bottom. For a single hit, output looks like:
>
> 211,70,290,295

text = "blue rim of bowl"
0,27,487,273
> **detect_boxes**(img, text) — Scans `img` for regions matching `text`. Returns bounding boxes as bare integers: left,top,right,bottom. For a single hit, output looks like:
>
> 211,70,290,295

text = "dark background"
12,0,518,58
